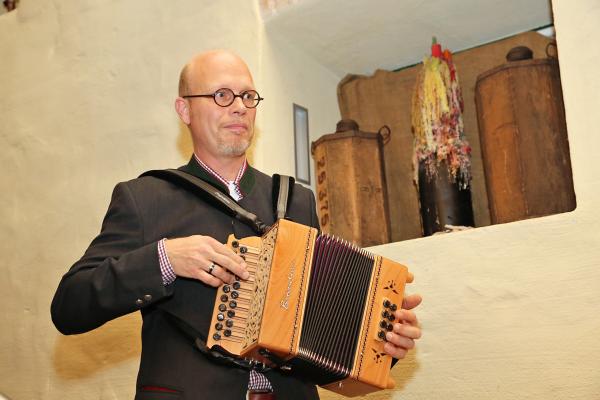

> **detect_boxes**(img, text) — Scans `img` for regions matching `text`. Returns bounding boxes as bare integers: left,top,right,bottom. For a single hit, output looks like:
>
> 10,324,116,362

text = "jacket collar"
180,155,256,198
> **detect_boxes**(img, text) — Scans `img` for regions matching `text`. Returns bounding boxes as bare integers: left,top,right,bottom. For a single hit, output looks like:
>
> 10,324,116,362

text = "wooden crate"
311,120,391,247
475,57,576,224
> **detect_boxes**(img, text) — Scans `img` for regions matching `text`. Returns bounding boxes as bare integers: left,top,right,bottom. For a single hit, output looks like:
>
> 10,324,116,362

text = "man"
51,50,422,399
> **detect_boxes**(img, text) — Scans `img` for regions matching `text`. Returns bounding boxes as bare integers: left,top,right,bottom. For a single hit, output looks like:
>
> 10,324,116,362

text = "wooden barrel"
475,56,576,224
311,120,391,247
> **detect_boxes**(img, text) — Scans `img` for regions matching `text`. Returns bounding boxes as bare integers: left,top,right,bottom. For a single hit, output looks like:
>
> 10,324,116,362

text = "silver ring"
207,262,216,275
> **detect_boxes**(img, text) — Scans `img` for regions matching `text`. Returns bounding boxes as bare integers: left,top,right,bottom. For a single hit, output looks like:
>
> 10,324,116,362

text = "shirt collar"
182,154,255,200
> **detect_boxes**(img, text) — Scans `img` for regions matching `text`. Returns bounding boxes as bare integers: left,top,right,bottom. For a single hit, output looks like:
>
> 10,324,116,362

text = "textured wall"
0,1,339,399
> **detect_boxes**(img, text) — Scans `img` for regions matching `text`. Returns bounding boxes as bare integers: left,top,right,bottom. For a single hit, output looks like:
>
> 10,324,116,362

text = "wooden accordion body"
206,219,413,397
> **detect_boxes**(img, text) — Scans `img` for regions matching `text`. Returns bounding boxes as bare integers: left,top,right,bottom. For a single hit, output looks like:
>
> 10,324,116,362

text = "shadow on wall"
392,350,420,393
177,121,194,160
52,314,141,379
316,351,420,400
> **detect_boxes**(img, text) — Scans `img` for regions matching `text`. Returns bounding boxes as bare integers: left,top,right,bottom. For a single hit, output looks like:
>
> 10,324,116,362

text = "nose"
230,96,247,115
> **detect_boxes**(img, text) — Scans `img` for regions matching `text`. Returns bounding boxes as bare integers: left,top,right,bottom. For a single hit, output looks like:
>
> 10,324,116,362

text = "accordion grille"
293,234,375,384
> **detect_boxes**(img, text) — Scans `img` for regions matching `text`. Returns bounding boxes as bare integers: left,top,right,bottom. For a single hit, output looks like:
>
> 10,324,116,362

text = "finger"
393,323,422,340
383,342,408,359
385,331,415,350
204,239,249,278
401,294,422,310
211,252,250,280
194,270,222,287
208,263,235,284
209,237,248,265
394,309,419,325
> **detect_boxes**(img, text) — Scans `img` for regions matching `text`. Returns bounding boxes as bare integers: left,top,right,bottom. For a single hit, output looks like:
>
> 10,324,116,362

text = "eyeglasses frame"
182,88,264,108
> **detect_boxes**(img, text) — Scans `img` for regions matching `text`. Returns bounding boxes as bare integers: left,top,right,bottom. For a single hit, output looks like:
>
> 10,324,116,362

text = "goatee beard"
217,137,251,157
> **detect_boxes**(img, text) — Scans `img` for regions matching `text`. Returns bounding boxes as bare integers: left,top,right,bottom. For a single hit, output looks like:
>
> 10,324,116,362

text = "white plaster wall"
255,31,341,188
0,1,339,399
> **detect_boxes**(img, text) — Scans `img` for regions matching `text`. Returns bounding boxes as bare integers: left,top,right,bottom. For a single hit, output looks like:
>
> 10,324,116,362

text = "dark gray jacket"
51,157,320,400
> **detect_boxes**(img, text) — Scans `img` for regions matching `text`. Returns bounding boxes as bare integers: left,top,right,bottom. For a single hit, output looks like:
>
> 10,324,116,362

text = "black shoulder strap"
140,169,269,234
141,169,295,371
272,174,295,220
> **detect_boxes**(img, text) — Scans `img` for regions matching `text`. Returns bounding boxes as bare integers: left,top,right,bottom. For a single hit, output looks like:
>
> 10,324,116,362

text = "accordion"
206,219,413,397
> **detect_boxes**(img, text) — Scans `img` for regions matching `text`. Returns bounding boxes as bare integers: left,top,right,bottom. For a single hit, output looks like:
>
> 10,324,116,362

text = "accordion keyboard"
206,227,277,355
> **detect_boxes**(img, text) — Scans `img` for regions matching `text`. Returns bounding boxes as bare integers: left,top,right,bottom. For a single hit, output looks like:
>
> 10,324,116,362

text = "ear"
175,97,191,125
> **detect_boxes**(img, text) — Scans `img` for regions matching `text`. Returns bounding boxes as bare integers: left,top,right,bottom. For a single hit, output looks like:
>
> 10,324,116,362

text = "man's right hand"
164,236,249,287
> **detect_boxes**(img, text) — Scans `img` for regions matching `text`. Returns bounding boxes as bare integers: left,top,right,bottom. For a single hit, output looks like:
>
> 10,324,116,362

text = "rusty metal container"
417,161,474,236
475,49,576,224
311,120,391,247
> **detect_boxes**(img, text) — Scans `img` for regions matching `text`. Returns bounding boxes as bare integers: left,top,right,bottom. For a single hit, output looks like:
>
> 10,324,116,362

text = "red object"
140,386,180,394
443,49,452,61
431,43,442,58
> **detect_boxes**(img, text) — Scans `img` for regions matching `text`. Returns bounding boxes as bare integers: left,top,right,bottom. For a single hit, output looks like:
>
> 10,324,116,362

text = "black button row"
217,311,236,321
213,285,239,341
378,299,398,341
383,299,398,312
379,320,394,331
212,329,232,341
215,320,235,330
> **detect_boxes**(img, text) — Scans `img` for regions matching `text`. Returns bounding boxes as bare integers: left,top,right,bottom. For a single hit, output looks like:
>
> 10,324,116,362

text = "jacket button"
143,294,152,302
135,298,143,306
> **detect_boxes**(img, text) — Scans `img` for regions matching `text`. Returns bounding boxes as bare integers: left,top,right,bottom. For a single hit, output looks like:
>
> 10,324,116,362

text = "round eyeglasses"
182,88,264,108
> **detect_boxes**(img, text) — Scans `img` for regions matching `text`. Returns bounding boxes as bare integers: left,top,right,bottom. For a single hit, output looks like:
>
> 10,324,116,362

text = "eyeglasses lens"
241,91,259,108
214,89,234,107
213,88,260,108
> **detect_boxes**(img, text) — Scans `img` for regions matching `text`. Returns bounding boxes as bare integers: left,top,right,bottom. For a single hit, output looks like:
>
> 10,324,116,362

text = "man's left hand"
383,294,422,359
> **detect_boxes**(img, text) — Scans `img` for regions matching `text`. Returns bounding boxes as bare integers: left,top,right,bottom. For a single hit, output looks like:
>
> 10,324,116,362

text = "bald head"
174,50,257,169
178,50,253,97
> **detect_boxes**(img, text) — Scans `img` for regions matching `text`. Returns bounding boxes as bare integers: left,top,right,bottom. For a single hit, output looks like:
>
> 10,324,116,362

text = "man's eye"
215,91,227,98
242,92,256,100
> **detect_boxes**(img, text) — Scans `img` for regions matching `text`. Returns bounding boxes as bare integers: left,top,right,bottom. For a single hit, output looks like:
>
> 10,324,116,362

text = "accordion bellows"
207,219,413,397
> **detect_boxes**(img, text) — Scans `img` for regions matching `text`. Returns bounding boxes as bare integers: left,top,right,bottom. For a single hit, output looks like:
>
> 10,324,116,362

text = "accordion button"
383,300,391,308
223,285,231,293
387,314,395,322
240,246,248,254
378,331,386,340
217,313,225,321
232,282,241,290
215,322,223,331
390,303,398,312
220,294,229,302
227,310,236,318
219,304,227,312
213,333,221,341
382,310,389,319
229,300,237,309
226,320,234,328
224,329,232,337
231,291,239,299
380,321,387,329
232,241,239,248
386,323,393,331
